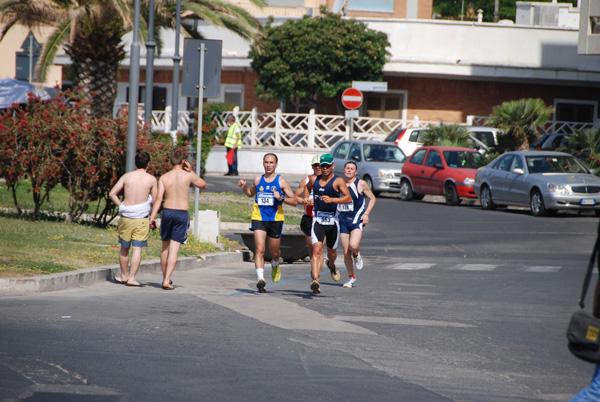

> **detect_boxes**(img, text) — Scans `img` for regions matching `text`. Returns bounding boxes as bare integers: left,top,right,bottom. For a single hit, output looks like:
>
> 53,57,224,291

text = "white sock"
257,268,264,280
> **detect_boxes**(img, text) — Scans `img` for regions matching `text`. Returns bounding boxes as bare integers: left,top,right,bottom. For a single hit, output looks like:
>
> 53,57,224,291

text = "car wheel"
363,175,380,197
445,183,460,206
480,185,496,210
530,189,548,217
399,180,413,201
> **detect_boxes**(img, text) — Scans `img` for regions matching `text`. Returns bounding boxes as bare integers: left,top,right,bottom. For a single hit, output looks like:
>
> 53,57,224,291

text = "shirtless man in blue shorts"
338,161,376,288
301,154,352,294
238,153,298,293
150,149,207,290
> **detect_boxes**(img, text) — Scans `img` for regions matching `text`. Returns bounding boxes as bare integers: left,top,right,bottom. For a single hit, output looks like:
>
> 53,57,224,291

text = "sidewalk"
0,252,246,294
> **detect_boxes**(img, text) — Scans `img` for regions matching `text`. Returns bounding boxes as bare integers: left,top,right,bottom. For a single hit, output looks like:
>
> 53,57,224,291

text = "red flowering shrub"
0,94,65,219
61,107,175,227
0,90,176,226
0,111,25,215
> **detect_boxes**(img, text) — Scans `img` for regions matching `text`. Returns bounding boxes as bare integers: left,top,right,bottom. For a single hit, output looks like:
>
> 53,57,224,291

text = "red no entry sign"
341,88,363,110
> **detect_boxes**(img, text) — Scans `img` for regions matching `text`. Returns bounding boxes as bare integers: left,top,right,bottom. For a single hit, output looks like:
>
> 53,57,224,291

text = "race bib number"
257,192,275,206
315,211,335,225
338,203,353,212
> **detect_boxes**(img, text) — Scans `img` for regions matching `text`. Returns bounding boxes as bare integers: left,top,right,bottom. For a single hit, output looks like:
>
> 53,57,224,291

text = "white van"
385,126,501,156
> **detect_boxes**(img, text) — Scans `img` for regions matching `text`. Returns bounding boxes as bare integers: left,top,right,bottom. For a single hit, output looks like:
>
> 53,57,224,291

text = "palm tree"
488,98,553,152
0,0,265,117
557,127,600,171
421,123,471,147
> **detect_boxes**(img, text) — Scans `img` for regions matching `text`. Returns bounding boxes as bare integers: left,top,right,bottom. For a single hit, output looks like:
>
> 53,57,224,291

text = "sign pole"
341,88,363,141
193,43,206,238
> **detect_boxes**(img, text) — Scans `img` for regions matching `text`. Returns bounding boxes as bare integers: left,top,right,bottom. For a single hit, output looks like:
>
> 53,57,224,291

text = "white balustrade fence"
146,108,598,148
138,108,192,133
210,108,434,150
467,116,598,135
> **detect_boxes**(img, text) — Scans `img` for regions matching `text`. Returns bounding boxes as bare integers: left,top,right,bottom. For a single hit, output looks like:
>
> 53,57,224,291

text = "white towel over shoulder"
119,195,152,219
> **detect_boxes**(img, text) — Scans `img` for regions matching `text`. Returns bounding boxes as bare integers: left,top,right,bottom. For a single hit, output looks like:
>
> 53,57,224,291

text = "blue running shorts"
160,208,190,244
339,215,363,234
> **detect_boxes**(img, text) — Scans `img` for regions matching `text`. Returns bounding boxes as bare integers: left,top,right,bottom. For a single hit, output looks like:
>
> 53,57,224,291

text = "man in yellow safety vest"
224,115,241,176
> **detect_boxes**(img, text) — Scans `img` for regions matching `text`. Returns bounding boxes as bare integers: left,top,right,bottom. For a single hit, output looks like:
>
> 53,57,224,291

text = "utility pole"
494,0,500,23
144,0,156,125
126,0,142,172
170,0,182,132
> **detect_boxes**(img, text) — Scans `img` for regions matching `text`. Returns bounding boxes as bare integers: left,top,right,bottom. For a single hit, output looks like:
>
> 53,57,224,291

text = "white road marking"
524,266,561,273
335,315,475,328
389,263,435,270
449,264,497,271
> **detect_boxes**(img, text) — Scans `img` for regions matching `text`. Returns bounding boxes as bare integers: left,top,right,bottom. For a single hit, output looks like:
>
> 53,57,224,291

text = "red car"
399,146,488,205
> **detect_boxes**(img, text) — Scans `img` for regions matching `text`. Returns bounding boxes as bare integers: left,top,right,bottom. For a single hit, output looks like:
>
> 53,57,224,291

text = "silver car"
330,140,406,195
474,151,600,216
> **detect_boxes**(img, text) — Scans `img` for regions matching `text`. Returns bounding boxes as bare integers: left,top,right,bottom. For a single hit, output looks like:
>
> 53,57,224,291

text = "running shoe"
257,278,266,293
271,259,281,283
327,259,340,281
310,279,321,294
343,277,356,288
354,253,364,270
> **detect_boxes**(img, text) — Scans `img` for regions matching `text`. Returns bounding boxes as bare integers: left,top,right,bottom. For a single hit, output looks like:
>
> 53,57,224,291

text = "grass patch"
0,184,302,278
0,182,302,226
0,215,233,278
196,192,303,225
0,180,76,213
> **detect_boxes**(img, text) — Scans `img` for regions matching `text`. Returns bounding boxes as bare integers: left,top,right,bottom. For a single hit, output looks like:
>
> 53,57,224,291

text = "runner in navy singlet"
338,161,377,288
301,154,352,294
295,154,322,261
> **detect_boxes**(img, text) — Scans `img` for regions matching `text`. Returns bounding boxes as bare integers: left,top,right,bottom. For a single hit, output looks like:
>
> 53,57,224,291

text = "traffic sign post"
341,88,363,109
341,88,363,140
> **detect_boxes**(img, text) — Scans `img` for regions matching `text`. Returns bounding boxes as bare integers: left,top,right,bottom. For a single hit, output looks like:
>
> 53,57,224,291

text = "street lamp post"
126,0,142,172
144,0,156,125
170,0,182,132
27,31,34,83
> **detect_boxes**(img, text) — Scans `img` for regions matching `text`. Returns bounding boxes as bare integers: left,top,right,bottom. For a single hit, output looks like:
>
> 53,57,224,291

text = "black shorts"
300,214,312,237
311,220,340,250
251,220,283,239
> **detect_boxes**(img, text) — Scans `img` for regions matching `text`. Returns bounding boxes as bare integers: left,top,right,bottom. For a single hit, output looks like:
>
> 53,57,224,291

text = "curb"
0,252,245,294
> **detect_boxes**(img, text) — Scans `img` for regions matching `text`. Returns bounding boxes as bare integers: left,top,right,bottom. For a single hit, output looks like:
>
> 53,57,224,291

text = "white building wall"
365,18,600,84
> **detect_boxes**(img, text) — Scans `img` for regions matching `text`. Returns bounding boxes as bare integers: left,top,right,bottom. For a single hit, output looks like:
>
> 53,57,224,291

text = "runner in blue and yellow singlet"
238,153,298,293
301,153,352,295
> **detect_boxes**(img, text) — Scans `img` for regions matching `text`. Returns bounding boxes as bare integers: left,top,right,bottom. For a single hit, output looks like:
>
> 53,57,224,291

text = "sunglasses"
320,163,332,168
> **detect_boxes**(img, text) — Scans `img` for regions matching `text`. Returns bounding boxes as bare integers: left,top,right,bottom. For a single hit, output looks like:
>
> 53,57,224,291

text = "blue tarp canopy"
0,77,58,109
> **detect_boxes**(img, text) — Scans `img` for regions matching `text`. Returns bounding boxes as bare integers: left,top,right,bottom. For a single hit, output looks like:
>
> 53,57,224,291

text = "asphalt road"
0,178,598,402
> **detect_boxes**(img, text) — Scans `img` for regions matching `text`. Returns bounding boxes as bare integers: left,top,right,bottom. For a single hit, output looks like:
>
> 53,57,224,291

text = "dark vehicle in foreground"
399,146,488,205
330,140,406,195
474,151,600,216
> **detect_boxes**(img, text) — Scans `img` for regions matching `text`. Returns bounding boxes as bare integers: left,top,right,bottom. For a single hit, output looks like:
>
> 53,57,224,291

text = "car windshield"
470,131,495,148
531,134,550,148
525,155,589,174
384,129,402,142
443,150,488,169
364,144,406,163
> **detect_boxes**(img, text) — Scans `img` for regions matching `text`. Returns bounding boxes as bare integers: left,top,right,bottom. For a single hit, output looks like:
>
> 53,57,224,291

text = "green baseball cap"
320,154,333,166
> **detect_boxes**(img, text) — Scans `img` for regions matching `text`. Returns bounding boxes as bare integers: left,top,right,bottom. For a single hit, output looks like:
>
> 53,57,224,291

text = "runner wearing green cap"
301,153,352,294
